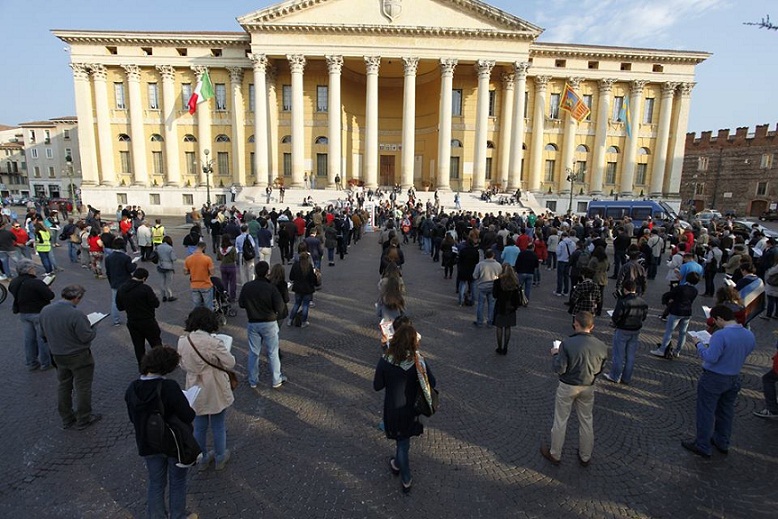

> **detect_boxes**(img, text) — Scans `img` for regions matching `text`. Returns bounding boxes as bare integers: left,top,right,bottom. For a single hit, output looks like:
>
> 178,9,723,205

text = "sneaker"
272,375,288,389
249,383,257,389
649,348,667,358
553,292,562,297
301,321,310,328
472,321,483,328
759,315,771,320
198,451,215,472
167,296,178,302
286,320,293,327
753,408,778,419
76,413,103,430
681,440,710,458
214,449,231,471
601,373,619,383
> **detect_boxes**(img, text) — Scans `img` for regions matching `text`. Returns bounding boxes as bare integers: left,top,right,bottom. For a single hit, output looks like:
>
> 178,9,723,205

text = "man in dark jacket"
8,258,55,371
116,268,162,368
604,279,648,384
457,239,481,306
105,237,137,326
238,261,287,389
651,271,700,358
615,247,647,296
541,311,608,467
611,227,632,279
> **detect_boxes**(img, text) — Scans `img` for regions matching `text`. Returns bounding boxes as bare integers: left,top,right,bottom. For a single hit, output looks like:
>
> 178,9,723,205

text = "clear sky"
0,0,774,135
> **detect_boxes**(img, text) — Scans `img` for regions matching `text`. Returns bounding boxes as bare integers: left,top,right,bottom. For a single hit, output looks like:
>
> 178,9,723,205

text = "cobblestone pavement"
1,219,776,518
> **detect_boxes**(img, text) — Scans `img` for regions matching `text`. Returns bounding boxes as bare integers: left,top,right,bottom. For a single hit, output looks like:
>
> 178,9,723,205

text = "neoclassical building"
54,0,709,213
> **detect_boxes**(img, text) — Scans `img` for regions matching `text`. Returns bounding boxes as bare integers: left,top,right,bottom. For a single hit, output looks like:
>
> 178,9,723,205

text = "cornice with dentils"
531,42,710,65
52,30,250,47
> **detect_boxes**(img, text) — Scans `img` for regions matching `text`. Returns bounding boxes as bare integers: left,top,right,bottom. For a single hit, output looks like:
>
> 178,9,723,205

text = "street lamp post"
65,155,76,203
202,149,213,206
566,164,583,215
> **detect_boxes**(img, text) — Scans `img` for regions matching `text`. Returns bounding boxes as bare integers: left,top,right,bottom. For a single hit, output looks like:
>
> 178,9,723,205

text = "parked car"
694,209,722,226
759,210,778,221
731,220,778,241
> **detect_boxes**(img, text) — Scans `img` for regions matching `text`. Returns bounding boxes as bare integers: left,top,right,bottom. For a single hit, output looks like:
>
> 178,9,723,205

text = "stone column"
509,62,530,190
267,66,279,185
287,54,306,187
122,64,148,186
472,60,495,191
70,63,99,185
436,59,458,190
364,56,381,189
590,78,615,195
558,77,584,193
650,82,678,197
249,54,269,187
401,57,419,190
326,55,343,190
156,65,180,186
498,71,514,189
90,65,116,186
619,80,648,196
228,67,246,187
666,83,695,196
529,75,550,193
191,66,212,186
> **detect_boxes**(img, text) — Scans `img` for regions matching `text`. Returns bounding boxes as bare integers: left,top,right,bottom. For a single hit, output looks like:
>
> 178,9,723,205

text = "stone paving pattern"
1,217,777,518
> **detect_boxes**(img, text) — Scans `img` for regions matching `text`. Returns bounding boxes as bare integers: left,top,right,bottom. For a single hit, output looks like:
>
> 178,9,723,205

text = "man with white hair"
8,259,55,371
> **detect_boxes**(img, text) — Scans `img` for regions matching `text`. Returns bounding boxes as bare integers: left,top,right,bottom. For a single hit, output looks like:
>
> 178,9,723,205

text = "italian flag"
187,70,214,115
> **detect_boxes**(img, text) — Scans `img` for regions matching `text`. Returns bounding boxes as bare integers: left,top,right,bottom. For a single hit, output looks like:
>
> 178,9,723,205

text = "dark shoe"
495,347,502,354
540,445,561,465
401,479,413,494
389,457,400,476
681,440,711,458
61,420,76,430
168,296,177,302
710,440,729,455
162,296,168,302
39,365,53,372
76,413,103,430
577,450,591,467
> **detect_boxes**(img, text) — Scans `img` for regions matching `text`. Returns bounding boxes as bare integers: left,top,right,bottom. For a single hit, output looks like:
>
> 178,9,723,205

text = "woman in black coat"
288,251,319,326
492,263,521,355
373,323,436,494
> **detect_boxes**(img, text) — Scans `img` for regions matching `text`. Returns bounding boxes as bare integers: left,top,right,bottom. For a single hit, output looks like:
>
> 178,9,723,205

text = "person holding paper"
105,237,137,327
651,271,700,359
116,268,162,370
682,305,755,458
603,279,648,384
8,258,54,371
754,340,778,419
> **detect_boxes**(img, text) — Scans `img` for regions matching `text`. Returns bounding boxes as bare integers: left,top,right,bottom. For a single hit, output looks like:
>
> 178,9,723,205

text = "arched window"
606,146,620,154
248,135,255,143
150,134,164,142
451,139,462,148
183,134,197,142
575,144,589,153
486,141,495,149
544,143,558,152
281,135,292,144
215,134,230,143
315,136,328,145
638,147,650,155
118,133,131,142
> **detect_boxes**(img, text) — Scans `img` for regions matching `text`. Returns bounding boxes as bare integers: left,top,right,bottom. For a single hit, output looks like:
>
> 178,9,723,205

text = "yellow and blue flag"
561,83,590,123
620,95,632,138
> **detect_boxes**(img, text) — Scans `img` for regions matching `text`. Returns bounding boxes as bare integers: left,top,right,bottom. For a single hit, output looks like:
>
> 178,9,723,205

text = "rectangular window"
250,152,256,179
452,89,463,116
120,151,131,173
485,157,492,180
577,201,588,213
29,130,36,143
450,156,460,179
48,166,55,178
576,160,587,177
583,94,593,121
149,193,161,205
152,151,164,175
488,90,496,117
757,181,768,196
44,130,51,144
63,129,70,140
148,83,159,110
248,84,255,112
643,98,655,124
524,91,529,119
636,163,647,185
606,162,617,184
115,83,126,109
612,96,624,122
316,153,328,178
65,148,72,160
215,84,227,111
182,83,192,110
317,85,328,112
117,193,128,205
546,200,557,212
45,148,53,159
33,166,41,178
185,152,196,175
215,194,226,205
544,159,555,182
183,194,194,205
549,93,560,119
698,156,709,171
283,153,292,177
31,149,38,159
282,85,292,112
217,152,229,175
761,153,774,169
695,183,705,195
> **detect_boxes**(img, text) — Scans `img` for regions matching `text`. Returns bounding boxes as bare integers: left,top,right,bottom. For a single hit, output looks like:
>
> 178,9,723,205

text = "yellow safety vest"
151,225,165,244
35,230,52,252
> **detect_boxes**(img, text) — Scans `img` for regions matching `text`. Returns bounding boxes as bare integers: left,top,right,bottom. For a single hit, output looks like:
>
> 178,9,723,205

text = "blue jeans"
660,314,691,355
111,288,121,325
694,370,741,455
289,293,313,323
145,454,188,519
556,261,569,294
247,321,282,386
475,286,495,325
422,236,432,254
0,250,14,277
519,273,534,300
194,409,227,462
68,241,79,263
395,437,412,485
327,247,334,263
20,313,51,369
533,267,541,285
458,280,473,305
609,329,641,383
38,250,52,273
191,287,214,311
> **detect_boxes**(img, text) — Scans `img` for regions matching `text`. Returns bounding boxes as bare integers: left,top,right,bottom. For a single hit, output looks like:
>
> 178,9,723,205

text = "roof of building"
18,116,77,127
0,124,17,131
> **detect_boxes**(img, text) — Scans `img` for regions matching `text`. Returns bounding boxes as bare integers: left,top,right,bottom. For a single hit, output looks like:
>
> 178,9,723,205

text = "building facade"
19,117,82,200
681,123,778,217
54,0,708,213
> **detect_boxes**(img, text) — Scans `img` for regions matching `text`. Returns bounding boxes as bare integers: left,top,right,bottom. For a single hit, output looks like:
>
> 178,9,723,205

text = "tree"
744,15,777,30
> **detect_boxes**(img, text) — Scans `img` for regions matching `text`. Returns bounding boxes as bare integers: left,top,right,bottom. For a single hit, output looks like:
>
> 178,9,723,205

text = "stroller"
211,276,237,325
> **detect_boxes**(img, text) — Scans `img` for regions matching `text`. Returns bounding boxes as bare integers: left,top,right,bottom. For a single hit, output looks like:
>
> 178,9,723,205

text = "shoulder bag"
187,335,239,390
145,381,202,467
413,353,439,417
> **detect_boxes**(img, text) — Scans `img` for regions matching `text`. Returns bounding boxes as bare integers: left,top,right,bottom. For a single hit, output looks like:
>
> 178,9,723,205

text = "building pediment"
238,0,543,39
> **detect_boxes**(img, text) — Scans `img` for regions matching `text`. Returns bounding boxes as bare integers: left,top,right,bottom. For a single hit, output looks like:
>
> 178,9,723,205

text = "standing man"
541,311,609,466
150,218,165,249
615,247,647,296
115,268,162,369
646,229,664,280
39,284,101,430
238,261,287,389
136,220,152,261
554,231,575,297
471,249,501,327
0,220,20,278
611,227,632,279
256,218,273,264
8,259,55,371
105,237,137,326
230,184,237,202
235,224,256,286
183,241,214,310
682,305,755,457
603,279,648,384
266,185,272,205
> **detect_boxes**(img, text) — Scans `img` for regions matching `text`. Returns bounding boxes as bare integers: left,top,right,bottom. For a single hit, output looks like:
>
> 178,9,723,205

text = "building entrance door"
750,199,768,217
380,155,395,187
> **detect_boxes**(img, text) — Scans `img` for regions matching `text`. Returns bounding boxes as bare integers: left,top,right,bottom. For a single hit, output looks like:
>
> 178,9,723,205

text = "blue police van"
586,200,680,227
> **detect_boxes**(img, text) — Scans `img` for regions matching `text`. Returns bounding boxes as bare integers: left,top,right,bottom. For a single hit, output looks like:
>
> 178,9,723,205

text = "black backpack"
145,382,201,467
242,237,256,261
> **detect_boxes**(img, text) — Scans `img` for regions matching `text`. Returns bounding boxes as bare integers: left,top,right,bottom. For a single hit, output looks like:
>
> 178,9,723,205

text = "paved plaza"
1,216,776,518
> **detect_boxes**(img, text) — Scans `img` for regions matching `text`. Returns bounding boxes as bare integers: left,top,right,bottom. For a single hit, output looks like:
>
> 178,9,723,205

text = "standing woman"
288,251,318,327
546,228,559,270
533,235,548,286
323,220,337,267
440,233,457,280
156,235,177,302
492,263,520,355
217,235,238,302
125,346,196,519
178,308,235,471
373,323,436,494
587,246,610,316
87,227,105,278
34,220,53,275
267,263,290,328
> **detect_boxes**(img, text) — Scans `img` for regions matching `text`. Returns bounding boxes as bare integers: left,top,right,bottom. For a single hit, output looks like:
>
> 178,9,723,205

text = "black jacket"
666,284,698,317
612,293,649,330
238,278,284,322
105,251,137,289
125,378,195,457
9,274,54,314
289,262,318,295
373,357,436,440
514,250,539,274
116,279,159,322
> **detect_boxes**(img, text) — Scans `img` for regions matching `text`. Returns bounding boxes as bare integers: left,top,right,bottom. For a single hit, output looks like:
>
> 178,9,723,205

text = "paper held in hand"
606,310,614,317
211,333,233,352
43,274,56,286
552,340,561,353
87,312,108,327
182,385,201,407
688,330,712,345
702,306,712,319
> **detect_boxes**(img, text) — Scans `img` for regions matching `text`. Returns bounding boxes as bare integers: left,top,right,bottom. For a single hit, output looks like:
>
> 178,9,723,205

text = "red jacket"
120,219,133,235
534,238,548,262
11,226,28,246
517,233,531,251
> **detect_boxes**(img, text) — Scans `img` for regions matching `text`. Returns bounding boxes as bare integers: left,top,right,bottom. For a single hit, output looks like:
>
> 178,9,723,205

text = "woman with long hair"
373,322,436,494
379,272,406,322
441,234,456,279
268,263,290,328
33,221,53,275
288,251,318,327
587,246,610,316
87,227,104,278
217,234,238,301
492,263,520,355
